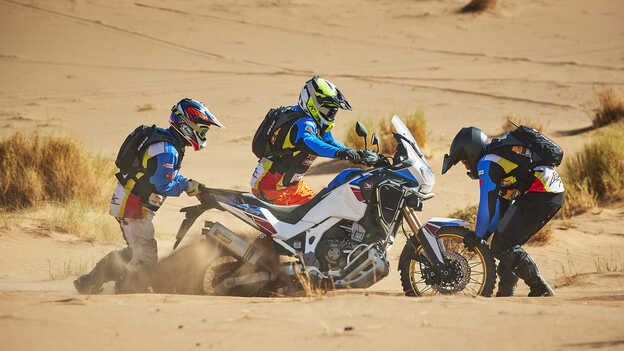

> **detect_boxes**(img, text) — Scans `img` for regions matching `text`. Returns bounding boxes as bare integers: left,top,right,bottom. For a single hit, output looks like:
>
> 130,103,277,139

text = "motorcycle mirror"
355,122,368,150
371,133,380,153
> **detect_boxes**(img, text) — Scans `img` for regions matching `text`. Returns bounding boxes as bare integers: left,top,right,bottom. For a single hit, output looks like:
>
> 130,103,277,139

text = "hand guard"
335,148,362,163
185,179,205,197
359,150,379,166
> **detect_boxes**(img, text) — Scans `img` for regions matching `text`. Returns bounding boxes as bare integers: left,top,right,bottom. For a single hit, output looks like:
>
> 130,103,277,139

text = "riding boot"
513,250,555,297
74,247,132,294
495,256,519,297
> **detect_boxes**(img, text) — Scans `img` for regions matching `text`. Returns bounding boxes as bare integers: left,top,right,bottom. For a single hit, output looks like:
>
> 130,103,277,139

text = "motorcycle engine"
316,220,367,270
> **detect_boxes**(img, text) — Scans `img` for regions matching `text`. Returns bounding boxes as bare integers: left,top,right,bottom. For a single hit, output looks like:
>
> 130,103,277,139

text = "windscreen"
391,115,435,194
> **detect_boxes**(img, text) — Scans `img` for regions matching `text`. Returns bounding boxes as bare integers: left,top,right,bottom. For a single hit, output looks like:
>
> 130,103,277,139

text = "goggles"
319,106,338,121
195,125,210,141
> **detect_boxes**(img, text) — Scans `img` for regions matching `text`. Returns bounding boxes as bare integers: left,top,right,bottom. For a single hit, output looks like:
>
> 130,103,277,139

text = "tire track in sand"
0,54,581,110
133,1,624,73
1,0,312,76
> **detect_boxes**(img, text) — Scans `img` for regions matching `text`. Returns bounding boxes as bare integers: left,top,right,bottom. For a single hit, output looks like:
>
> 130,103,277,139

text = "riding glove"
186,179,205,197
335,148,361,163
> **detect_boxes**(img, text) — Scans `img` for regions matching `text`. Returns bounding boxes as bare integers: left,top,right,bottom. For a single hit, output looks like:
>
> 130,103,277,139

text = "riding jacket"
475,144,564,239
251,105,348,192
112,128,188,218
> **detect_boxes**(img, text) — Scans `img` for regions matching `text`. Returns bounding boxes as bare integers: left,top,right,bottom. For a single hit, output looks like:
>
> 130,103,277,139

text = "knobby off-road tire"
201,253,268,297
398,226,496,297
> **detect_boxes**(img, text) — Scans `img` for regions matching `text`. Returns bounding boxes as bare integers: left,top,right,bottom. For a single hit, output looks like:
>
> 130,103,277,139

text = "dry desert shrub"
449,205,477,228
559,128,624,217
0,132,115,209
526,222,553,246
593,87,624,128
460,0,496,13
344,112,427,153
0,132,117,240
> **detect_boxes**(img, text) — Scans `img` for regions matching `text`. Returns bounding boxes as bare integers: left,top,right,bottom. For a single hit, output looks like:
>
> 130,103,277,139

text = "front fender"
397,217,470,269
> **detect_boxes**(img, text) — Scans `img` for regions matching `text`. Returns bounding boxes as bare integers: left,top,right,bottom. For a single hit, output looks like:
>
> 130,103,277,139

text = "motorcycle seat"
241,187,331,225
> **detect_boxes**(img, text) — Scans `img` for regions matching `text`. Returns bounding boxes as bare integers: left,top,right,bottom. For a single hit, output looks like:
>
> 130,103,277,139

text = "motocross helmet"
298,76,351,133
441,127,489,179
170,98,224,151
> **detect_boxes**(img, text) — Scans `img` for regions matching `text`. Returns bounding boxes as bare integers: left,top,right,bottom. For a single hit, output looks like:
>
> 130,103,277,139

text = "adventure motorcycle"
174,115,496,297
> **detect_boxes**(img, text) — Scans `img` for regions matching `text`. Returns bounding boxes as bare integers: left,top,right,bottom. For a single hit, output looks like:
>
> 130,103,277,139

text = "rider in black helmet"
442,127,564,297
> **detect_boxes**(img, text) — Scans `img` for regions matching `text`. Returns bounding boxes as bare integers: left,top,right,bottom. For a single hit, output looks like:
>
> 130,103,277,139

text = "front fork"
401,208,447,268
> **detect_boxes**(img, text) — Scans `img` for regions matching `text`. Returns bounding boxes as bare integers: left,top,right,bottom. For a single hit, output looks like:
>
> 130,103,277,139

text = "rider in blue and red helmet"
74,98,223,294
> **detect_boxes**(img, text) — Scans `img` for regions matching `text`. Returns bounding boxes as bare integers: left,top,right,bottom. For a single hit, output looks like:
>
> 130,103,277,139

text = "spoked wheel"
399,226,496,297
201,255,242,295
201,254,268,297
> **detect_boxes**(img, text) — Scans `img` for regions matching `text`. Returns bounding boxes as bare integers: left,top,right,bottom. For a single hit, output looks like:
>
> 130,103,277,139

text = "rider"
441,127,564,297
250,76,361,205
74,98,224,294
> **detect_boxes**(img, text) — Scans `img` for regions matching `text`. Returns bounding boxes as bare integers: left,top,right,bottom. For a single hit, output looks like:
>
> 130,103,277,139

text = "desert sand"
1,0,624,350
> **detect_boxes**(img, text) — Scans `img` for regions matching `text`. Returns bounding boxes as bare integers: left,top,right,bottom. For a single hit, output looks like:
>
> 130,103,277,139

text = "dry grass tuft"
559,128,624,217
344,112,427,153
501,115,544,134
594,254,624,273
593,87,624,128
0,209,14,231
0,132,115,210
460,0,496,13
449,205,477,230
47,257,93,280
526,222,553,246
0,132,118,240
293,254,327,298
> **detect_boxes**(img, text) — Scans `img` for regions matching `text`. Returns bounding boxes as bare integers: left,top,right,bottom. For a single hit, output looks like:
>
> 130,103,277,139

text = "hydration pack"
487,125,563,167
115,125,182,176
252,107,305,159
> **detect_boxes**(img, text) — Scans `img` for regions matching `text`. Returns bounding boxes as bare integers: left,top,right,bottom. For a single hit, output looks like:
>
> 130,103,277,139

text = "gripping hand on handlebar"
358,149,380,166
335,148,362,163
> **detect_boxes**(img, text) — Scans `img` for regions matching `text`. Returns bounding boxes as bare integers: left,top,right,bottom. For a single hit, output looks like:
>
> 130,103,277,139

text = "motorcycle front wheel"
398,226,496,297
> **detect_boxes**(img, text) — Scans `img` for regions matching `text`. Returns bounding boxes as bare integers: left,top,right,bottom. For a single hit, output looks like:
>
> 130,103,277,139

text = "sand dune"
1,0,624,349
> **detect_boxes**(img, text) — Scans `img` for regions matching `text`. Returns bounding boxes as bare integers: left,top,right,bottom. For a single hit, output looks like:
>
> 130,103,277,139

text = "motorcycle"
174,115,496,297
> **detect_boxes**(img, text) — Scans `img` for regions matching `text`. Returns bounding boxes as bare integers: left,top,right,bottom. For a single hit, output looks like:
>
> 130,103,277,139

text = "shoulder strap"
141,126,185,169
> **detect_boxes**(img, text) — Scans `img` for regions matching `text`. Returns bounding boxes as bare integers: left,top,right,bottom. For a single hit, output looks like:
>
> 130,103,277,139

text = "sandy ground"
1,0,624,349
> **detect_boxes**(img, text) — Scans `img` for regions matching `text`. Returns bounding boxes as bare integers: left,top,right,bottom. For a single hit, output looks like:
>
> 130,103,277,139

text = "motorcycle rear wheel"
201,254,267,297
399,226,496,297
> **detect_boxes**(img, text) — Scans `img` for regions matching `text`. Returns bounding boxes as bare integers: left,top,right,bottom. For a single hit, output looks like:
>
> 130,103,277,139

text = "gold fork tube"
402,208,423,234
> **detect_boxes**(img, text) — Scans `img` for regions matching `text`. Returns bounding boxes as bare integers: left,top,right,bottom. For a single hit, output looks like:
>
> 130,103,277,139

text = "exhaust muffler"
202,221,265,265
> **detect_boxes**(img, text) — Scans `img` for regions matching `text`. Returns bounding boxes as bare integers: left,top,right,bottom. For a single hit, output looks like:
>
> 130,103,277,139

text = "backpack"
115,125,182,176
487,125,563,167
252,107,305,159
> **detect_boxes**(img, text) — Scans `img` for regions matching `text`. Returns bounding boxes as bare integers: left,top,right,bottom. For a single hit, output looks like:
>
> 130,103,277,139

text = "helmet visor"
441,154,456,175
